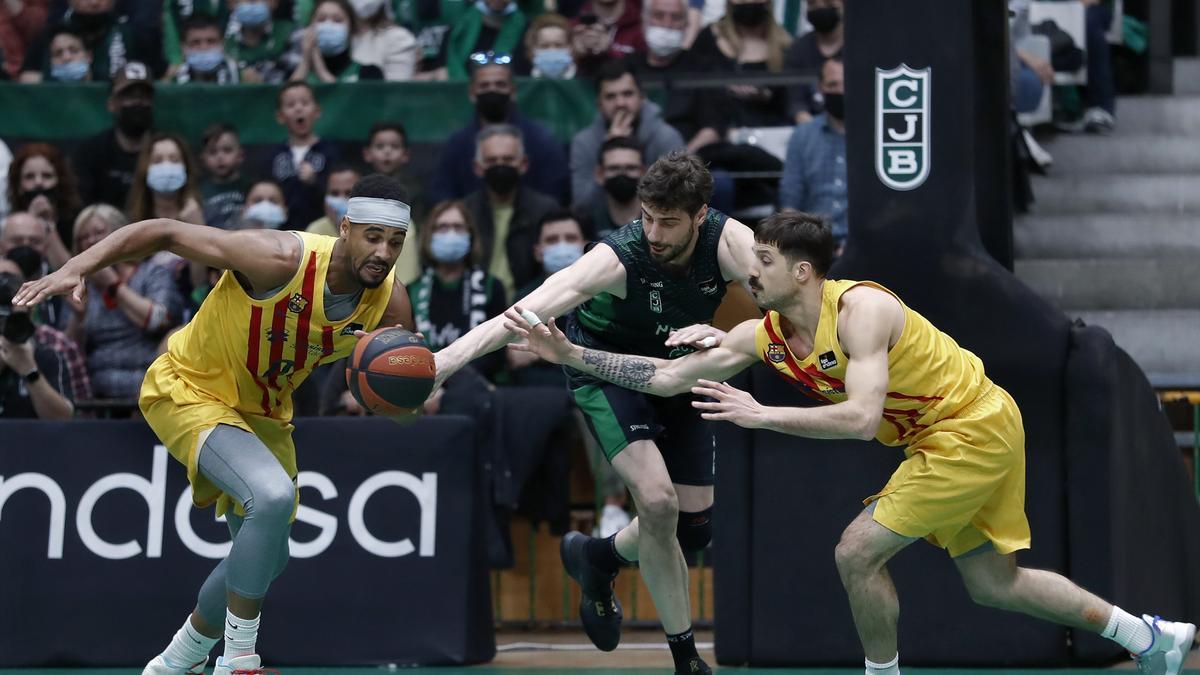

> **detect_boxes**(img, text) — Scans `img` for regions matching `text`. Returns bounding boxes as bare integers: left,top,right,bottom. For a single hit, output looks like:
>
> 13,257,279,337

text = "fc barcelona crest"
766,343,787,363
287,293,309,314
875,64,931,191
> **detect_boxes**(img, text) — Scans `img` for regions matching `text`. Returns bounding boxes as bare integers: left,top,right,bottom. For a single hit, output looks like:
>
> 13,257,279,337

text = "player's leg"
834,507,918,670
955,549,1197,673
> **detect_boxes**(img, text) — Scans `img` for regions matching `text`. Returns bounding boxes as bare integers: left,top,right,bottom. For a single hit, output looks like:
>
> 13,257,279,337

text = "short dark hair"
181,12,222,41
328,162,363,179
367,121,407,148
637,151,712,216
820,56,843,84
536,208,595,241
351,173,409,203
48,25,87,50
598,136,644,164
595,59,641,93
201,122,239,150
754,210,835,277
276,81,315,109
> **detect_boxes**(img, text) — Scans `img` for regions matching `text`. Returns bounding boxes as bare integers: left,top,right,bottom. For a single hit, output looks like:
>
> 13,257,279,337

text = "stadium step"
1015,258,1200,310
1066,309,1200,380
1028,172,1200,214
1039,135,1200,173
1014,213,1200,258
1175,57,1200,95
1113,95,1200,134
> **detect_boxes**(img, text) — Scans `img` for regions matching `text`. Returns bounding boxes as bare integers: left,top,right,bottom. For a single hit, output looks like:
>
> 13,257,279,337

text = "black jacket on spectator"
627,48,736,143
429,110,569,205
261,139,341,230
0,346,72,419
74,128,143,211
463,185,559,292
24,6,164,80
408,266,508,381
690,26,791,127
783,31,842,120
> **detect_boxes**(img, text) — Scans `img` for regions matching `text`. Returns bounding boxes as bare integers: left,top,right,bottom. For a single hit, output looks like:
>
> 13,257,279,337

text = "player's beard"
649,223,696,267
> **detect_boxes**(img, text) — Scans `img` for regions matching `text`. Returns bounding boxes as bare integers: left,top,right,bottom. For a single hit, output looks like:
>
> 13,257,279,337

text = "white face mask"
644,26,685,59
349,0,386,18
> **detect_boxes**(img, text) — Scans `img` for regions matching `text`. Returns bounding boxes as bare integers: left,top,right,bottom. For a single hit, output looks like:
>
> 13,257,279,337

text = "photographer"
0,260,74,420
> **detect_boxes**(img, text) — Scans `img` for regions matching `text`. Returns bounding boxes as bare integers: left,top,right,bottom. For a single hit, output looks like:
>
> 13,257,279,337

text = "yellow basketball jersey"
754,279,989,447
162,231,393,422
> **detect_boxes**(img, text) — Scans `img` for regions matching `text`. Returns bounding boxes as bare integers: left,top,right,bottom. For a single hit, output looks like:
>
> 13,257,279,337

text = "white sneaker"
1133,615,1197,675
142,654,208,674
1084,106,1116,134
598,504,631,538
213,654,271,674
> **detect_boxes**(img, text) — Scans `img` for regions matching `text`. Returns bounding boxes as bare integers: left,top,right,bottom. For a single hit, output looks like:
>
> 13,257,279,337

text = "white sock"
223,610,261,661
1102,606,1155,654
865,653,900,675
160,616,218,670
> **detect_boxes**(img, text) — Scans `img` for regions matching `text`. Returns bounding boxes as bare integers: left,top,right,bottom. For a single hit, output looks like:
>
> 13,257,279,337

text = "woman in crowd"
239,180,289,229
693,0,793,126
6,142,80,269
66,204,183,400
291,0,383,82
524,13,575,79
41,26,94,82
349,0,417,80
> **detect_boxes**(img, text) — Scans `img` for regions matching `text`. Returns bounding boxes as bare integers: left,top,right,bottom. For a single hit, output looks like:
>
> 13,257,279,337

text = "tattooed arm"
505,309,760,396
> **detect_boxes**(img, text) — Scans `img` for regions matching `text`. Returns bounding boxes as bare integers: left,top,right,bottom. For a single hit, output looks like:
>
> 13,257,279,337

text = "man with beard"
435,151,757,674
780,57,847,249
504,209,1199,675
71,62,156,208
15,174,415,675
429,55,569,204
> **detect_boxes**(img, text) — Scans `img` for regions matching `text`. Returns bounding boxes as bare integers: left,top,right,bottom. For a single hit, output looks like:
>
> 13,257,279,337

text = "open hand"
13,264,86,308
691,378,765,428
503,306,575,365
665,324,725,349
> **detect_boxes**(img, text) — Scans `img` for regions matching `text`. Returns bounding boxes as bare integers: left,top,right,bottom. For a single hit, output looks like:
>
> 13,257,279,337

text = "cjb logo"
875,64,931,191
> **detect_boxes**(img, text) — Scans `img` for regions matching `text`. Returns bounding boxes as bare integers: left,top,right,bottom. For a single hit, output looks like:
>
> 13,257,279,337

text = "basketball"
346,327,436,416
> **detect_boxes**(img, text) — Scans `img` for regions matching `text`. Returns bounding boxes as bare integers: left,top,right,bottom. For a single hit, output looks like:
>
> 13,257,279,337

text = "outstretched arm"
506,311,760,396
432,243,626,388
14,219,300,307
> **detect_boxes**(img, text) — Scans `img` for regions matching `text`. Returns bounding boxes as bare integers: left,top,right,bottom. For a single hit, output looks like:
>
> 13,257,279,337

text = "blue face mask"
316,21,350,55
146,162,187,193
186,48,224,73
233,2,271,27
430,231,472,263
325,195,348,223
243,200,288,228
542,241,583,274
474,0,516,18
51,59,90,82
532,48,572,79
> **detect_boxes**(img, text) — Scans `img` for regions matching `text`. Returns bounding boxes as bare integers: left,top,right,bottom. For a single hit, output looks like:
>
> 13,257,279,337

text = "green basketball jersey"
567,209,729,365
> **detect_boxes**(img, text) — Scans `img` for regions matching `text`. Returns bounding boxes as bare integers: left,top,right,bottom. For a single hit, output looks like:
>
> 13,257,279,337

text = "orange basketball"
346,328,436,416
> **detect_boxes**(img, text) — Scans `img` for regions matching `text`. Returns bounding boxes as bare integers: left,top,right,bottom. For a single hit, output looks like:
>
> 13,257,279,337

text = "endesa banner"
0,417,494,667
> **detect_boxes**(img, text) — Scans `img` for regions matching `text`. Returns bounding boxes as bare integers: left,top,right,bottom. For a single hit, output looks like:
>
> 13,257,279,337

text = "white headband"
346,197,411,231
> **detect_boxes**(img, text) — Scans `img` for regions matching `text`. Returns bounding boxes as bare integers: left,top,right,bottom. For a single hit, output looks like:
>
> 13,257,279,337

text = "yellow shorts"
865,382,1031,558
139,354,298,518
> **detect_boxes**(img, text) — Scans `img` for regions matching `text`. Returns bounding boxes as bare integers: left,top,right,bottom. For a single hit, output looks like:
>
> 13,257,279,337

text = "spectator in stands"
20,0,160,82
1081,0,1117,132
782,0,841,123
173,12,246,84
5,245,92,401
226,0,294,83
42,26,93,82
198,123,250,229
399,0,467,80
587,137,644,239
524,13,575,79
350,0,417,80
692,0,793,126
291,0,383,82
429,56,569,204
463,124,558,297
0,259,74,419
6,143,80,269
444,0,526,81
362,121,424,221
570,0,644,76
0,0,48,80
569,60,683,209
127,132,205,226
779,57,846,248
66,203,182,400
162,0,227,75
73,62,155,210
238,179,288,229
305,163,360,236
408,200,508,380
0,211,48,260
265,81,340,229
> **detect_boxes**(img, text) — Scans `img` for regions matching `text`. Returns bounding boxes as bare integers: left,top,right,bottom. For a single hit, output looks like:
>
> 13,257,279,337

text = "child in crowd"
198,124,251,230
263,82,340,230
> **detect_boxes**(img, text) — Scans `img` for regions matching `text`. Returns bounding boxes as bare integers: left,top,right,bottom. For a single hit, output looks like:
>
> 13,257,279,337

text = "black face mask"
116,103,154,136
70,10,113,34
806,7,840,33
483,164,520,195
475,91,511,123
16,185,60,211
823,92,844,120
731,2,770,28
6,246,44,281
604,174,639,203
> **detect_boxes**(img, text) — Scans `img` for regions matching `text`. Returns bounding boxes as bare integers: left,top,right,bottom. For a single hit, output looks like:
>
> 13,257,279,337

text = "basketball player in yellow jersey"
506,210,1197,675
15,175,416,675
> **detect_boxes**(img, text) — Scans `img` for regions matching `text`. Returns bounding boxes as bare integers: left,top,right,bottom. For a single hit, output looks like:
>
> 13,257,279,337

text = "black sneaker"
676,656,712,674
560,531,623,651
